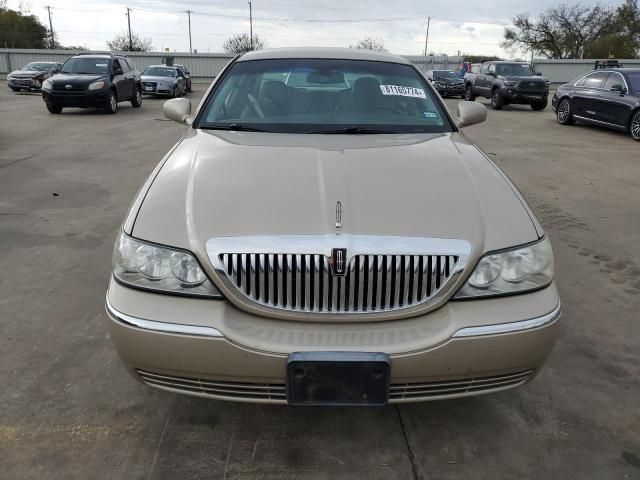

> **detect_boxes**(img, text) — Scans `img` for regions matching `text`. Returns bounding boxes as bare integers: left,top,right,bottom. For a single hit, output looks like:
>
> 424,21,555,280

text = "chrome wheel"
631,111,640,140
558,100,570,122
110,93,117,111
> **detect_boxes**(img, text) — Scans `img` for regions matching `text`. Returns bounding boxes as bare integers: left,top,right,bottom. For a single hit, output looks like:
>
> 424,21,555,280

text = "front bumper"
105,278,560,404
436,84,464,96
142,83,174,95
42,89,109,108
8,77,40,90
501,87,549,104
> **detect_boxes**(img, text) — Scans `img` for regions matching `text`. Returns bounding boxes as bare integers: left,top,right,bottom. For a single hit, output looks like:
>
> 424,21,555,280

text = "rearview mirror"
164,98,193,125
456,101,487,128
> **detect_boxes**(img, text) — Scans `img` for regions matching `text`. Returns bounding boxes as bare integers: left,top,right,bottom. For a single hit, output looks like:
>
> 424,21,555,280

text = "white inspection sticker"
380,85,426,98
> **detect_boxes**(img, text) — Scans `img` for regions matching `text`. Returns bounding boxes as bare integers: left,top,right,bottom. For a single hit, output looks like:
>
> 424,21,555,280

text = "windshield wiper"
200,123,267,132
305,127,395,134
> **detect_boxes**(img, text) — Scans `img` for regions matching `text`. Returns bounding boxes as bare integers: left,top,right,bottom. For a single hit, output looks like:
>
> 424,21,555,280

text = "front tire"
531,98,548,111
131,86,142,108
46,103,62,114
630,109,640,141
10,86,21,92
556,98,574,125
104,90,118,114
172,85,178,98
465,85,476,101
491,89,504,110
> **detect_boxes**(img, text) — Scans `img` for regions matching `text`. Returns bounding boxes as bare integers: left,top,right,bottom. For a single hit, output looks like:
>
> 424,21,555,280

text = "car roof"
239,47,411,65
484,61,530,64
147,64,178,69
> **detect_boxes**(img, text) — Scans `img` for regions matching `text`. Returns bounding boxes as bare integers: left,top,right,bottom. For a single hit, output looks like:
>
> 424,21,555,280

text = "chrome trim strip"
453,302,561,338
105,297,224,338
573,115,626,130
205,235,472,321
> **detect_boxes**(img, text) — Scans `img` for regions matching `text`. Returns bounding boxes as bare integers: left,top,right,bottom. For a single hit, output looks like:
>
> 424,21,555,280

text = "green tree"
0,2,49,49
222,33,266,54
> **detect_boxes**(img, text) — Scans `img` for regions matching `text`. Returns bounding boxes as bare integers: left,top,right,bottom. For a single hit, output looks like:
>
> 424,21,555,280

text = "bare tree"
350,37,388,53
502,3,616,59
107,32,153,52
222,33,266,54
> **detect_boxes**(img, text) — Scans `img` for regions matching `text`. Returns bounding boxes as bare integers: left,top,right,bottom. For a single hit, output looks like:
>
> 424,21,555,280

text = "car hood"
9,70,44,77
501,75,545,82
49,73,107,86
435,78,463,85
132,130,541,262
141,75,175,83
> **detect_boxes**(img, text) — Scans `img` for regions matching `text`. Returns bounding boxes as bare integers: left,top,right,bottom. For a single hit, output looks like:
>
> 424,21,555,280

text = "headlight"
42,79,52,89
454,237,553,299
112,231,223,298
88,81,105,90
503,80,517,86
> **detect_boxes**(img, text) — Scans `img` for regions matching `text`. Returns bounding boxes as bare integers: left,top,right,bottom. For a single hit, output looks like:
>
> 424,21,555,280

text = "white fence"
2,49,639,85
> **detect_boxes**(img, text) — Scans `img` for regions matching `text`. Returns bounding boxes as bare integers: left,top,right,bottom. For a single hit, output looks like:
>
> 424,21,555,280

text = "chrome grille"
219,252,459,313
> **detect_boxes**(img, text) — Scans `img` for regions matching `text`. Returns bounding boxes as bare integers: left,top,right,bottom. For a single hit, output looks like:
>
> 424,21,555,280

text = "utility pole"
126,7,133,51
423,16,431,57
249,1,253,50
45,6,54,48
186,10,192,53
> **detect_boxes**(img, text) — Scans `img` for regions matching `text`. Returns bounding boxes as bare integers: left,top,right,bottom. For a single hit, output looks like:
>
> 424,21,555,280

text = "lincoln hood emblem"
335,201,342,229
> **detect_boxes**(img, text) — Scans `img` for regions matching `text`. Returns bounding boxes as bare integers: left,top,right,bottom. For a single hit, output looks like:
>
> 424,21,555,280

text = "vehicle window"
199,58,452,134
142,67,177,77
61,58,110,75
495,64,535,76
583,72,610,89
433,71,459,80
603,73,624,90
574,75,587,87
626,72,640,92
479,64,489,74
113,59,122,73
488,64,496,74
24,62,52,72
118,59,130,73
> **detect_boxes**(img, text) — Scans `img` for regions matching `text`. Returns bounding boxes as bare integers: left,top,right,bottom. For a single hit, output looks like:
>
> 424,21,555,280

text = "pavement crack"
396,405,421,480
0,154,37,169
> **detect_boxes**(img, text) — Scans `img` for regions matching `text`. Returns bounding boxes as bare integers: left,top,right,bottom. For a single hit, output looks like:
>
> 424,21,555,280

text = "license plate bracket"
286,352,390,406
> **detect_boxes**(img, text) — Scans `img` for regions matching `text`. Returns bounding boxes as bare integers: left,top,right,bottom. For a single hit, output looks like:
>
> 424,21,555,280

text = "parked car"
7,62,62,92
141,65,187,97
174,64,192,92
464,61,550,110
41,53,142,114
552,68,640,141
426,70,465,98
106,47,560,406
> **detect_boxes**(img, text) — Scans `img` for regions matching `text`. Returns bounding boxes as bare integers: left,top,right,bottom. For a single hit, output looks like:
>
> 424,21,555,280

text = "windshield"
434,71,459,80
626,72,640,92
143,67,176,77
61,58,109,75
198,58,451,134
24,62,52,72
495,64,536,76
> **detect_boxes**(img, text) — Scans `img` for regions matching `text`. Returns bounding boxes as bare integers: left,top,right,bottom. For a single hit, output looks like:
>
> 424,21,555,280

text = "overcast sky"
8,0,622,57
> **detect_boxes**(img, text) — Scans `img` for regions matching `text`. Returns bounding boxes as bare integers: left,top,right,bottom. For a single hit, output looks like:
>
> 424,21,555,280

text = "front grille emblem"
529,82,535,87
65,84,72,89
330,248,347,276
335,201,342,229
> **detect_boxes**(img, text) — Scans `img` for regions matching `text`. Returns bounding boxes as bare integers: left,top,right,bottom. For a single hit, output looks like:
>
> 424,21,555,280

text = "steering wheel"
247,93,265,118
363,104,402,115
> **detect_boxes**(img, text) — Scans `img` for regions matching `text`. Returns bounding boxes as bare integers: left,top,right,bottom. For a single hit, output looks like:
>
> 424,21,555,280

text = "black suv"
464,61,550,110
41,54,142,114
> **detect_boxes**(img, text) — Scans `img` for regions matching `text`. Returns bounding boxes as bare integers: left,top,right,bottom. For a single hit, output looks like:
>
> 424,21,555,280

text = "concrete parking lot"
1,86,639,480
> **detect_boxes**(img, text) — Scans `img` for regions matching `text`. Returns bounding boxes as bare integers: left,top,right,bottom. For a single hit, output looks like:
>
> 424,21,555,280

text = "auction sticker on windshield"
380,85,426,98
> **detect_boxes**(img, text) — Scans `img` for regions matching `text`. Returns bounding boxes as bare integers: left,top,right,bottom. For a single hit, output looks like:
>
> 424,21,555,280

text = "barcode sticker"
380,85,426,98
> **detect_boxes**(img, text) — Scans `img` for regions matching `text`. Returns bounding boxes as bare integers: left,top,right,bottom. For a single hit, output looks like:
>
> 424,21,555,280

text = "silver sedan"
140,65,187,97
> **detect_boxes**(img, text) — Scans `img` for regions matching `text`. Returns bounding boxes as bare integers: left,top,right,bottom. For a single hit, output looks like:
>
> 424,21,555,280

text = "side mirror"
486,71,495,77
164,98,193,125
457,101,487,128
51,67,59,74
535,72,542,76
610,84,626,93
113,67,123,75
